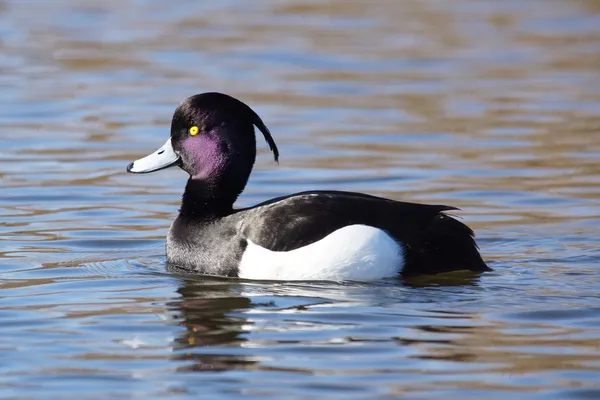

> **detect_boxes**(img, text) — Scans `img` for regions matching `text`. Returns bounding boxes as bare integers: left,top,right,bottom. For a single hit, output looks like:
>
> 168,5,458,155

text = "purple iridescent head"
127,92,279,201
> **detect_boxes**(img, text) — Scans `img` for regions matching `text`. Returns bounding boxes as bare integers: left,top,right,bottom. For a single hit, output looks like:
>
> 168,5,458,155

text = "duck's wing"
235,191,490,276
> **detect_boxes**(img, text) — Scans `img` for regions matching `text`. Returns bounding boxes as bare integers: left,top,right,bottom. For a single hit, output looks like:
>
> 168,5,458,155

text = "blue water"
1,0,600,398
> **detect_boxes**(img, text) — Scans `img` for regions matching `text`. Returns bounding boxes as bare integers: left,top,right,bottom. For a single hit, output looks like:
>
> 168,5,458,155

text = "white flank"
238,224,404,281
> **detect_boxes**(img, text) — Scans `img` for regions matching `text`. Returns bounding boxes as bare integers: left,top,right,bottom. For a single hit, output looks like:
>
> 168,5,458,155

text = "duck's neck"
179,176,240,221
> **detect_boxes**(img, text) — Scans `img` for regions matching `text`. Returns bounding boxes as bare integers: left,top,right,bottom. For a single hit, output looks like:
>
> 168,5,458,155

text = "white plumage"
238,224,404,281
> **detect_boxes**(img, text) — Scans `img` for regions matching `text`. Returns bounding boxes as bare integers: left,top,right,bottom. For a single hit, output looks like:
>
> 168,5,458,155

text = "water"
1,0,600,398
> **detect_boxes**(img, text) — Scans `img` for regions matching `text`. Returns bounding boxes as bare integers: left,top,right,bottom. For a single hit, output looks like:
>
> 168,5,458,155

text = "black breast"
166,215,248,277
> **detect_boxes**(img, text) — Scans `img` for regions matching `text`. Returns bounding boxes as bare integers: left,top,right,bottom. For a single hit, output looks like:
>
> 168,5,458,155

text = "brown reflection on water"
1,0,600,398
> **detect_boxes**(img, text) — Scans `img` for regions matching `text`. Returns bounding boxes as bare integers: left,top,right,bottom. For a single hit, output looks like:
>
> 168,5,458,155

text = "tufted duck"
127,92,491,281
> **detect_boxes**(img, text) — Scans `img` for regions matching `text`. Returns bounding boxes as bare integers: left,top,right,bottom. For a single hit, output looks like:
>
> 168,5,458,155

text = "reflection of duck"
168,273,483,373
128,93,491,281
170,278,254,373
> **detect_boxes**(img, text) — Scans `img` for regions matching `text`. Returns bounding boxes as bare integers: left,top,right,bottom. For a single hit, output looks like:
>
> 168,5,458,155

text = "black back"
235,190,491,277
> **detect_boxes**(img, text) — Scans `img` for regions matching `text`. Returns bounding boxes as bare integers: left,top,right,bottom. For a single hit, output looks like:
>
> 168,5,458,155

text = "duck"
127,92,491,281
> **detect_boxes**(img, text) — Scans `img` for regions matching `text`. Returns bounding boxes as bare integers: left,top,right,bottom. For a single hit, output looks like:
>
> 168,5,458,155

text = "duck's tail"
401,213,491,277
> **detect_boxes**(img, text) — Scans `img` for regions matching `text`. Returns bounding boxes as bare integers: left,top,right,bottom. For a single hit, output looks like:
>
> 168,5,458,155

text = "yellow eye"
189,126,199,136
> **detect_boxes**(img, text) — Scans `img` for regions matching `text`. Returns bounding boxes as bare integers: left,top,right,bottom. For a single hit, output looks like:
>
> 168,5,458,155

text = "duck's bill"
127,138,180,174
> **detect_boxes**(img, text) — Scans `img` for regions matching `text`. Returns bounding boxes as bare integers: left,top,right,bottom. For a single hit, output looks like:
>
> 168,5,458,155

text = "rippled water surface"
2,0,600,398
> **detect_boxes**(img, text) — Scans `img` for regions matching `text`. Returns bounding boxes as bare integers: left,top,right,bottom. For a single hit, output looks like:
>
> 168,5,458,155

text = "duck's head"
127,92,278,202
